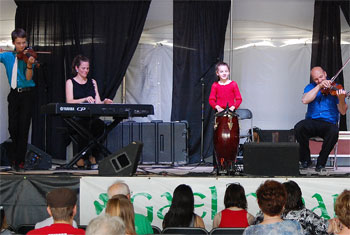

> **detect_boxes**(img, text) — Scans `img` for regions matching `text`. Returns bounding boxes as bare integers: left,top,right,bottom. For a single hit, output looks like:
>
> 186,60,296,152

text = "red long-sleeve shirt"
209,81,242,110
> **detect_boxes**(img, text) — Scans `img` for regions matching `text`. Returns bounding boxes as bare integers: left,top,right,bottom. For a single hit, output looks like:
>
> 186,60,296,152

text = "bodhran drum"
213,109,240,173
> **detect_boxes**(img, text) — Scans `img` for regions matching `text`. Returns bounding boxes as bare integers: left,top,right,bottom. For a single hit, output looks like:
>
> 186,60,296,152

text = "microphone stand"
199,59,219,164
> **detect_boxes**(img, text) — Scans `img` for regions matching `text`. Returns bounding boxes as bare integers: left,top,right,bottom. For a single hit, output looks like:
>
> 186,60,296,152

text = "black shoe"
315,165,325,172
301,161,312,169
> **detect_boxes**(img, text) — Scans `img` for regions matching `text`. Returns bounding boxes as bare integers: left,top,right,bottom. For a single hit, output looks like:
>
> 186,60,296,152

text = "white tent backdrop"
231,44,311,131
123,43,173,122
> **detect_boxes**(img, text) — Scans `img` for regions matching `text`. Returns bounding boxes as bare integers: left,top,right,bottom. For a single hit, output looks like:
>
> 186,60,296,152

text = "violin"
321,83,350,98
1,47,51,67
320,56,350,98
16,47,38,64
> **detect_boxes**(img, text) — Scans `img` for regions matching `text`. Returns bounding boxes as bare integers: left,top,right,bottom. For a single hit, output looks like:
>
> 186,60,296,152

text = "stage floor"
1,164,349,177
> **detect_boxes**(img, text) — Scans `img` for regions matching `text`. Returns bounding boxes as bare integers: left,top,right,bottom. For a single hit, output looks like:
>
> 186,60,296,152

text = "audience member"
0,206,13,235
107,181,153,234
213,183,254,228
86,214,125,235
106,194,136,235
243,180,303,235
333,189,350,235
282,180,330,235
27,188,85,235
162,184,205,229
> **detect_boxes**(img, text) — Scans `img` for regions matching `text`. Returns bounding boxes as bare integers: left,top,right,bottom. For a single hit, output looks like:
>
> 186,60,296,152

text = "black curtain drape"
15,0,151,159
311,0,348,130
172,0,231,163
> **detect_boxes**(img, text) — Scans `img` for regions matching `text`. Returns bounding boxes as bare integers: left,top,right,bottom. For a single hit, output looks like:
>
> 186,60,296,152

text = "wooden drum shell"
213,114,240,163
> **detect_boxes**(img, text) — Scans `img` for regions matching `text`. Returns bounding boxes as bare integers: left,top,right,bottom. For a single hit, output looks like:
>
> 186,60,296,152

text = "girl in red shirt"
209,62,242,111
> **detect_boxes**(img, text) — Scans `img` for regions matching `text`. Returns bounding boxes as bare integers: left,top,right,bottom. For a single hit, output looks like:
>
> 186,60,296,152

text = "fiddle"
17,47,51,67
321,83,350,98
320,56,350,98
16,47,38,64
1,47,51,67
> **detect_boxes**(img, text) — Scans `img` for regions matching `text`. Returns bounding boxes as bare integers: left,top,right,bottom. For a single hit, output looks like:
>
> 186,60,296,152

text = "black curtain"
172,0,231,163
15,0,151,159
311,0,348,130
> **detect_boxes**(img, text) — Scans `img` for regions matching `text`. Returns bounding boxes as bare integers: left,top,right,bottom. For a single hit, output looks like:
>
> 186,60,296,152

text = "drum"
213,110,240,171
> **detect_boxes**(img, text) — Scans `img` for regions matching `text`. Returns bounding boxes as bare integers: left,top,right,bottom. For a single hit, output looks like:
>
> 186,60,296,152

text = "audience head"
171,184,194,212
107,181,131,199
86,214,125,235
0,206,9,231
163,184,195,228
335,189,350,229
224,183,247,210
256,180,287,216
46,188,77,222
283,180,304,213
106,194,135,235
72,55,89,76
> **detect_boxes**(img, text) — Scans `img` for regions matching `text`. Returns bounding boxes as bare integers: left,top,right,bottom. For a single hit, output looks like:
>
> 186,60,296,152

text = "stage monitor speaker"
25,144,52,170
243,142,299,176
99,141,143,176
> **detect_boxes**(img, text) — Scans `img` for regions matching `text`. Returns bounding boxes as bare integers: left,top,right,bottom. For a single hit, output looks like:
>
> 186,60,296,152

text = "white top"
34,217,78,229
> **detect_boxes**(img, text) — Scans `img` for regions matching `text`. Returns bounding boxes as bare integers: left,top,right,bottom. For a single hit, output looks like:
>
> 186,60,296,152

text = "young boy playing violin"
0,28,36,171
294,66,348,172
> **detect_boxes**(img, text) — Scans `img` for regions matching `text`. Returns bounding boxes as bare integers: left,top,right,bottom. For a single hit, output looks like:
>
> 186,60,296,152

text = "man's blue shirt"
0,51,35,88
304,82,339,124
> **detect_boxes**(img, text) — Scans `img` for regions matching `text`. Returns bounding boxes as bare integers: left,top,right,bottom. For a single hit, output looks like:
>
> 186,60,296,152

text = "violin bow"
330,56,350,83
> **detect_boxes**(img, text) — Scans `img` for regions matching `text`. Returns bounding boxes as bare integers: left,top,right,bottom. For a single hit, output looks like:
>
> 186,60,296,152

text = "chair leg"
333,142,338,171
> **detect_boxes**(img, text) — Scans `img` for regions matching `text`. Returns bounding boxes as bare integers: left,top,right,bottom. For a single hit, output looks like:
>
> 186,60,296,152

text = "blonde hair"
335,190,350,228
106,195,136,235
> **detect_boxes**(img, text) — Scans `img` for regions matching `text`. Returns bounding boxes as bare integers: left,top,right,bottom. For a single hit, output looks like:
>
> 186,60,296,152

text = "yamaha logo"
77,107,87,112
60,107,74,111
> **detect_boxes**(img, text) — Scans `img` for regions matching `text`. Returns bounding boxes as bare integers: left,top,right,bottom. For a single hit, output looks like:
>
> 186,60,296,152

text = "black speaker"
25,144,52,170
99,141,143,176
243,142,299,176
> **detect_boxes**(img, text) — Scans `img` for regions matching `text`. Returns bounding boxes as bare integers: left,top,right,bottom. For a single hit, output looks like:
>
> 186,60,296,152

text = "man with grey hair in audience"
86,214,125,235
107,181,153,234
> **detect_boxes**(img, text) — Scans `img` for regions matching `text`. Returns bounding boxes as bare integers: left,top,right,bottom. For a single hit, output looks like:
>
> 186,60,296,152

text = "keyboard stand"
63,116,124,169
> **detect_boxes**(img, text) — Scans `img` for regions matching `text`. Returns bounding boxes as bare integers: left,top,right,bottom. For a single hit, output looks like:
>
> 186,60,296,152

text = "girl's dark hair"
163,184,195,228
283,181,304,213
224,183,248,210
215,62,230,81
72,55,89,76
11,28,26,42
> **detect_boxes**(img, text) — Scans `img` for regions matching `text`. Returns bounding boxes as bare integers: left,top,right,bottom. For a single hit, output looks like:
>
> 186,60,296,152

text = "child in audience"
106,194,136,235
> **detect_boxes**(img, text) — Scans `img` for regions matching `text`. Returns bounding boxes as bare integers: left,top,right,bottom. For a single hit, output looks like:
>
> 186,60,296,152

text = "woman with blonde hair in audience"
333,189,350,235
163,184,205,229
213,183,254,228
106,194,136,235
243,180,303,235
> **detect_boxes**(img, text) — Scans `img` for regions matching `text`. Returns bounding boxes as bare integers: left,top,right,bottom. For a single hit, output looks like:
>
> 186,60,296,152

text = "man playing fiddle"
294,66,348,172
0,28,36,171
